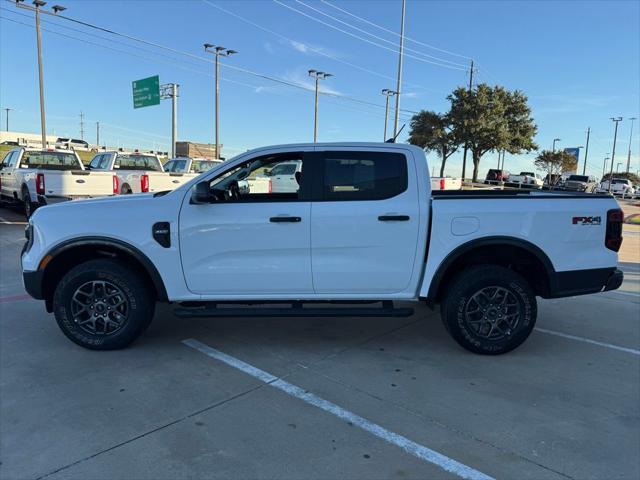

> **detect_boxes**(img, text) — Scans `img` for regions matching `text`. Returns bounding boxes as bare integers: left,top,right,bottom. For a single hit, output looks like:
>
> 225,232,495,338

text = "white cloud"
283,39,340,58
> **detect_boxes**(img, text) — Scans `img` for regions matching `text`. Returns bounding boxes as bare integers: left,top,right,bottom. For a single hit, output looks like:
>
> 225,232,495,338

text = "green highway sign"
132,75,160,109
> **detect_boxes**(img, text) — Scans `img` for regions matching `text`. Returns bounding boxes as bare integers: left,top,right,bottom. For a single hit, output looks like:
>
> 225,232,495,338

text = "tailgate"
148,172,193,192
42,171,115,197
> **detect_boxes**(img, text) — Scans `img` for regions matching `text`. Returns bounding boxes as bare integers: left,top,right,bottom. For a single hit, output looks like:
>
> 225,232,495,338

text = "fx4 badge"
572,216,601,225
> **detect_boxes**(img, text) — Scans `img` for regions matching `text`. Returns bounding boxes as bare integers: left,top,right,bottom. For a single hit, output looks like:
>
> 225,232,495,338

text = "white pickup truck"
0,147,117,217
506,171,544,189
21,143,624,355
88,151,193,194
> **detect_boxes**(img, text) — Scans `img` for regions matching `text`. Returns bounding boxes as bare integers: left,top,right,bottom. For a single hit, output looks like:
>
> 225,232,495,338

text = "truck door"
309,150,421,294
179,151,313,296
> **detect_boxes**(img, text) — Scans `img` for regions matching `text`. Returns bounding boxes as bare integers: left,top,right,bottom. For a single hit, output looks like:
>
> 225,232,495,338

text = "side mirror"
192,181,211,204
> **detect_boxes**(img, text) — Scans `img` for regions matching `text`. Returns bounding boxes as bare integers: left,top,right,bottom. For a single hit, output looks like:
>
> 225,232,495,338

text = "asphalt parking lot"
1,204,639,480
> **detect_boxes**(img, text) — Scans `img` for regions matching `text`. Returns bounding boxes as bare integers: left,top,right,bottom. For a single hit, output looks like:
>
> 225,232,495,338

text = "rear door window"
21,151,80,170
318,151,408,201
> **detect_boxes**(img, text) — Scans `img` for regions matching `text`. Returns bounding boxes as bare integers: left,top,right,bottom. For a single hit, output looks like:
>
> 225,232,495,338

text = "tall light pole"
381,89,397,141
15,1,66,148
602,155,610,179
308,70,332,142
392,0,406,138
626,117,636,174
582,127,590,175
96,121,100,147
3,108,11,132
552,138,561,152
608,117,623,192
204,44,237,159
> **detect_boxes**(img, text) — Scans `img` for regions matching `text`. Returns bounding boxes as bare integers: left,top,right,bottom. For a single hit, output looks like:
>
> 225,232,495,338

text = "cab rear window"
21,151,80,170
117,155,162,171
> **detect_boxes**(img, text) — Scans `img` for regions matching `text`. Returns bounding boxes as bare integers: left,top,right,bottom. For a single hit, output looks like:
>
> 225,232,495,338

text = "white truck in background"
0,148,117,217
88,151,193,194
431,177,462,191
507,171,544,189
163,157,223,174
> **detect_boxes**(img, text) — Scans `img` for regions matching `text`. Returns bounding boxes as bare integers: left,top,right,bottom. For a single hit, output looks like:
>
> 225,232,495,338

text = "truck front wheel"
440,265,537,355
52,259,155,350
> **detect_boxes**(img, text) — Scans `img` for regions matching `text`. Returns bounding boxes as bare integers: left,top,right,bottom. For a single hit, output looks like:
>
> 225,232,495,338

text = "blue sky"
1,0,639,178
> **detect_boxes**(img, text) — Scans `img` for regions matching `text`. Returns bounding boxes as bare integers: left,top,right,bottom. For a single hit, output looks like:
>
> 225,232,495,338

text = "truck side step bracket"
173,301,414,318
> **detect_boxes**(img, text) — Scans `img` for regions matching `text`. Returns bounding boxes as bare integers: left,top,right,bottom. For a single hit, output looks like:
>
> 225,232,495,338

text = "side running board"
173,300,414,318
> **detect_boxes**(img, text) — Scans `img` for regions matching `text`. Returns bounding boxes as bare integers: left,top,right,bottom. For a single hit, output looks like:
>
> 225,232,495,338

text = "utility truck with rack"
0,147,118,218
21,143,624,354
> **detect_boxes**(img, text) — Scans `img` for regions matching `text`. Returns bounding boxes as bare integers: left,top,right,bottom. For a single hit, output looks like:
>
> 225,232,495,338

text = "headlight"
23,223,34,254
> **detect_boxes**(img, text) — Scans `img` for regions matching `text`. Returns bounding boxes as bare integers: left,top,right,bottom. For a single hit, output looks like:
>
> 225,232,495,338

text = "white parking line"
0,216,27,225
183,338,494,480
535,328,640,356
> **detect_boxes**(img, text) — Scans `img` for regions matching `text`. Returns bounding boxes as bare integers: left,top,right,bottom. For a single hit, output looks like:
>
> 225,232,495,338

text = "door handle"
270,216,301,223
378,215,410,221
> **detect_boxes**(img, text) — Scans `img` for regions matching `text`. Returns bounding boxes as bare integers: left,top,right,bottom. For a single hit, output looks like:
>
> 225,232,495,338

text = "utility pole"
96,121,100,147
160,83,179,157
461,59,474,180
608,117,623,193
392,0,406,138
79,111,85,140
381,89,397,141
3,108,11,132
308,70,332,142
204,44,237,159
626,117,636,174
582,127,590,175
15,1,67,148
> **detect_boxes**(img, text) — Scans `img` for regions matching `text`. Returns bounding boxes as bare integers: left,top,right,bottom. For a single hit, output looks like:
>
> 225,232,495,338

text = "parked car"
55,138,90,150
88,151,197,194
247,159,303,194
596,178,636,196
163,157,223,174
484,169,510,185
507,172,544,189
22,142,624,355
563,174,598,193
0,147,117,217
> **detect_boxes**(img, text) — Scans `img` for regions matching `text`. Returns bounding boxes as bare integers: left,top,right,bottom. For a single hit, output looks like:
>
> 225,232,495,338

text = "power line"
319,0,473,60
272,0,467,71
295,0,468,68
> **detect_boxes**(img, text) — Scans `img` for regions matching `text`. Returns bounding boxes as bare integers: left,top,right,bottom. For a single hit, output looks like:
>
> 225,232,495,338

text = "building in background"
0,130,58,147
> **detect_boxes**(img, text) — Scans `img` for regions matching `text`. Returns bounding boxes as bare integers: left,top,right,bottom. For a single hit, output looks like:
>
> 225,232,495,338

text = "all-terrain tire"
53,259,155,350
440,265,537,355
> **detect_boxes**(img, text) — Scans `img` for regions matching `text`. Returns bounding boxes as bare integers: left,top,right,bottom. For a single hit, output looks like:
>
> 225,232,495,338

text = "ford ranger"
0,147,118,218
21,143,624,354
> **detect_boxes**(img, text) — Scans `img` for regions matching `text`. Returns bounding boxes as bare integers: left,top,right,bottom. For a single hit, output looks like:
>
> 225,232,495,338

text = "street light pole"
204,44,237,159
552,138,561,152
381,89,396,141
608,117,623,192
626,117,636,174
308,70,332,142
15,1,67,148
582,127,590,175
392,0,406,138
96,121,99,147
3,108,11,132
601,155,610,179
160,83,179,157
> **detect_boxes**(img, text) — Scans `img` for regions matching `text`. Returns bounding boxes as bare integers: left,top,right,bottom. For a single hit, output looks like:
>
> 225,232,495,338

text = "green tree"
448,84,537,182
602,171,640,184
408,110,460,177
534,150,577,183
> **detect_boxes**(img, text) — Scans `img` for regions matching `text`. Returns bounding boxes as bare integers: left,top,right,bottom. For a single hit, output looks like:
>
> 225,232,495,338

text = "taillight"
140,174,149,193
268,178,272,194
36,173,45,195
113,175,119,194
439,178,445,190
605,208,624,252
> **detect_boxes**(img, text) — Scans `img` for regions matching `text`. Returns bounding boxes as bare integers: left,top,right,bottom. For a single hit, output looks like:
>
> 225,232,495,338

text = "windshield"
520,172,535,176
612,179,627,184
568,175,589,182
117,154,162,171
21,151,80,170
193,160,218,173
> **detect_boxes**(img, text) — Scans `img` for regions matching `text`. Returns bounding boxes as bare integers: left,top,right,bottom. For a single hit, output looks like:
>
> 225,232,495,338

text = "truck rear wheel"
53,259,155,350
22,189,37,219
440,265,537,355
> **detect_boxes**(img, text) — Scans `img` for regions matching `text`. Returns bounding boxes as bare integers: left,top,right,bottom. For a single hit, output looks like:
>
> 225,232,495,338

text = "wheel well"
41,243,167,310
432,243,551,302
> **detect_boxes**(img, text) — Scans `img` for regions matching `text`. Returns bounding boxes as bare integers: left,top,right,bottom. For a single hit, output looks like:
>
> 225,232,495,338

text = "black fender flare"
426,236,556,301
42,236,169,302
